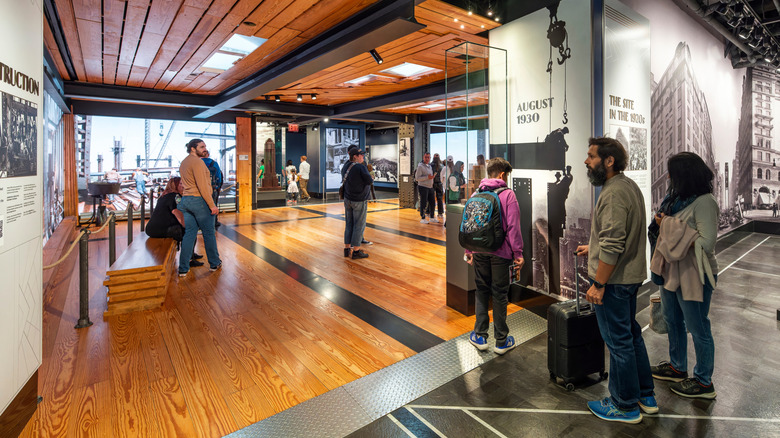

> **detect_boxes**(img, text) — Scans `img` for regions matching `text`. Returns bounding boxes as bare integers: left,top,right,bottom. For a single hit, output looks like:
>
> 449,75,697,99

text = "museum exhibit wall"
366,128,400,188
322,123,365,192
0,0,43,416
489,0,594,298
620,0,772,231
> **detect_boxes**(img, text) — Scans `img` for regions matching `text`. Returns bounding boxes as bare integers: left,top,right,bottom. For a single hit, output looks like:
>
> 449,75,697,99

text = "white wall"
0,0,44,414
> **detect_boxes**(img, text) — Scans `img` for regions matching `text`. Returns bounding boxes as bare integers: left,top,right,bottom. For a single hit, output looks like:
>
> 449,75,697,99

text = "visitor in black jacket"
341,148,373,259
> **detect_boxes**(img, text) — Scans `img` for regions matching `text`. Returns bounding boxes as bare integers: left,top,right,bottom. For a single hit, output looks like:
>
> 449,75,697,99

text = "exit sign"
288,123,299,132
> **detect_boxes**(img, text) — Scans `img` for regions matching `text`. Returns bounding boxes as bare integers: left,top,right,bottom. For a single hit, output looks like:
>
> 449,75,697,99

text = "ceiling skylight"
221,34,267,56
381,62,440,77
200,34,267,72
420,103,446,110
202,53,242,71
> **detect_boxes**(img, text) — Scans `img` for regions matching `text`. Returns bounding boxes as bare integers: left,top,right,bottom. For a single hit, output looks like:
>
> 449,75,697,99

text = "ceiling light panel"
380,62,440,77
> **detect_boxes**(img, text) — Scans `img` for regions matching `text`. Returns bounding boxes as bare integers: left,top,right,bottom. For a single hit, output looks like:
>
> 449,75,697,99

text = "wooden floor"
21,200,533,437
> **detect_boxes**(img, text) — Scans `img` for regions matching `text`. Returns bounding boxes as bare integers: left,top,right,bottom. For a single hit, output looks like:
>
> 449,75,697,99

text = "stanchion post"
149,187,155,213
75,231,93,329
322,177,326,204
108,214,116,266
140,194,146,232
127,203,134,245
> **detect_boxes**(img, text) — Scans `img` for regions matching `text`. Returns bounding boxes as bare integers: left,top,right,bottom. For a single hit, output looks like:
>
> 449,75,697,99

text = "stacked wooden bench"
103,234,177,319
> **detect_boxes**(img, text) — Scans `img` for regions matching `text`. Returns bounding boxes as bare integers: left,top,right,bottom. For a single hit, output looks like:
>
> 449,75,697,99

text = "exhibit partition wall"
0,0,44,426
602,0,652,275
489,0,593,299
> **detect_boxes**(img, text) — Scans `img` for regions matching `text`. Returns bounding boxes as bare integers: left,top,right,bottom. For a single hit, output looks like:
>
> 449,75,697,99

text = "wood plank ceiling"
46,0,500,118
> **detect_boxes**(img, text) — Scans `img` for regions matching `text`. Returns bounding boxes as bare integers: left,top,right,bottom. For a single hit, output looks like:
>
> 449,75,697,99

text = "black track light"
275,95,281,102
369,49,383,65
311,94,317,100
297,94,302,101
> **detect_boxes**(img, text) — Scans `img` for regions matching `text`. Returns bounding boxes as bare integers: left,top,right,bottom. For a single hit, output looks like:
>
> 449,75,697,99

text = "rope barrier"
43,229,88,270
42,213,116,270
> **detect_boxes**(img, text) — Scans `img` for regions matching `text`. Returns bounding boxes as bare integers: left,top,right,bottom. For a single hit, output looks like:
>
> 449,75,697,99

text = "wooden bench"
103,234,177,319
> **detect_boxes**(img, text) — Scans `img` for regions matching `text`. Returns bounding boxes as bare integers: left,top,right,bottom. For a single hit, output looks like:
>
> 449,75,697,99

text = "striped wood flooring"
21,200,536,437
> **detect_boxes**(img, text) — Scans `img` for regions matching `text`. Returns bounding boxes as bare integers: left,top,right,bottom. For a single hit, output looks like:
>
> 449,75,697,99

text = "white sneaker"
420,218,429,224
430,217,440,223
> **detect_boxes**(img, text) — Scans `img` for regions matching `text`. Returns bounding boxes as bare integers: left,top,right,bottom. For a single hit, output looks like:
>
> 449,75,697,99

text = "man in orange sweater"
178,138,221,277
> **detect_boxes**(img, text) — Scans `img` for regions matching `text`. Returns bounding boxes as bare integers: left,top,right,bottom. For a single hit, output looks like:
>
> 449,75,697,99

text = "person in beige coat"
649,152,719,400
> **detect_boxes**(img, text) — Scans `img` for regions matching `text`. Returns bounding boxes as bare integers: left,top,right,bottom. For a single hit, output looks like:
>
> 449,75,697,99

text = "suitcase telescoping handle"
573,251,591,316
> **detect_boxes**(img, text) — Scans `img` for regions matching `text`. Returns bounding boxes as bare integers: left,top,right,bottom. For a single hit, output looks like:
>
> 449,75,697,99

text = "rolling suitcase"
547,252,607,391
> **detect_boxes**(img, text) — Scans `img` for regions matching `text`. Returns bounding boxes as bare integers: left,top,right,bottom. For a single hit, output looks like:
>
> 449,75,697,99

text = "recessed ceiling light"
242,21,256,27
460,24,465,29
380,62,441,77
494,17,500,22
481,24,485,28
454,18,458,22
468,10,473,16
324,118,329,122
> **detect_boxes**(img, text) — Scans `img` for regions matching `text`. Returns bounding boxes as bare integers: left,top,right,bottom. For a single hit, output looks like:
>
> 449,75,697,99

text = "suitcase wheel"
549,372,556,381
599,371,608,381
565,382,575,392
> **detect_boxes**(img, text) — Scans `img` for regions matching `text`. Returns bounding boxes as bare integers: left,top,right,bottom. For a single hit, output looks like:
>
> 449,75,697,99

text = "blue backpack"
458,187,508,252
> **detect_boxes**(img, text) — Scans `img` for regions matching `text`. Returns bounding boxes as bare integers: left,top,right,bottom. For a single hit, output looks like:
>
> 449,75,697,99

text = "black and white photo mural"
0,91,38,178
618,0,776,230
325,127,359,189
368,143,398,183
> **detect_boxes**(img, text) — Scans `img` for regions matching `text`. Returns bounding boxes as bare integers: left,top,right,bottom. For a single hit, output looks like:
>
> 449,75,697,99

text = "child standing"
287,169,299,205
464,157,525,355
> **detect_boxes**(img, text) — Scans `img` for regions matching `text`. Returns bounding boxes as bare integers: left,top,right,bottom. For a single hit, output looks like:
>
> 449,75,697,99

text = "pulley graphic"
546,1,570,126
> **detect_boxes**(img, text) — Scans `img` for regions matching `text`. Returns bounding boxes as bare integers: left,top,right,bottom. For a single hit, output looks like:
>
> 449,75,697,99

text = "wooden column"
236,117,253,212
63,113,78,217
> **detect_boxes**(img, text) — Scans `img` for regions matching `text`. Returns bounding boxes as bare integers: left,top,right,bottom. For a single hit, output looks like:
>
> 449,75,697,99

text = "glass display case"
444,42,508,315
444,42,508,204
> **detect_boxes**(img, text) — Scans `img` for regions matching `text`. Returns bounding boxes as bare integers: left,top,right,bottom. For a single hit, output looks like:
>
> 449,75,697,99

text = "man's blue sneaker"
638,395,659,414
469,331,489,351
493,335,517,355
587,398,643,424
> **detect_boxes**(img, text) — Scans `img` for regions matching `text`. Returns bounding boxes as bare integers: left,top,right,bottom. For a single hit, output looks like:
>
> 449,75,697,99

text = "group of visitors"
463,137,718,425
143,138,223,277
283,156,311,204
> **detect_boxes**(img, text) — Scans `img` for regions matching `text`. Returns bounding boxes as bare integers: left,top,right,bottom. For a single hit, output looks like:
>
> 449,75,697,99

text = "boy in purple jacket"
465,157,525,355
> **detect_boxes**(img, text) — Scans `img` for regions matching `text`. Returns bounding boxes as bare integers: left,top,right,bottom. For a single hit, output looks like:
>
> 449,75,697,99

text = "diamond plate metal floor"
226,309,547,438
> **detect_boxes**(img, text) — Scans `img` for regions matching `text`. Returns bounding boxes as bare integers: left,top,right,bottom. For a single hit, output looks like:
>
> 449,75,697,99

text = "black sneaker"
670,378,717,399
351,250,369,259
651,361,688,382
189,259,204,267
209,263,222,272
344,248,351,257
192,253,204,260
361,239,373,245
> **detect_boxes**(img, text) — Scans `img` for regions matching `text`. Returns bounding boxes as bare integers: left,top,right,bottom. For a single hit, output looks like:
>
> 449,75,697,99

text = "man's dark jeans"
418,185,435,219
593,283,655,410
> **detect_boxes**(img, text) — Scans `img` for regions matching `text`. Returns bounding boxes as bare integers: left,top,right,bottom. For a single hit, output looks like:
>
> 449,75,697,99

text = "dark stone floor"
349,232,780,437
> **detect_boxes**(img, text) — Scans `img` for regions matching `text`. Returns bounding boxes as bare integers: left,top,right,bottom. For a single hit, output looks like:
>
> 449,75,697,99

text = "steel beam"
64,82,217,108
331,71,487,118
70,100,245,123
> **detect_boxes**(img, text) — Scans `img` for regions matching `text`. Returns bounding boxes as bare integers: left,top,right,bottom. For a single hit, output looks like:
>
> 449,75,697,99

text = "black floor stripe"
391,407,439,437
219,225,444,353
294,206,447,246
